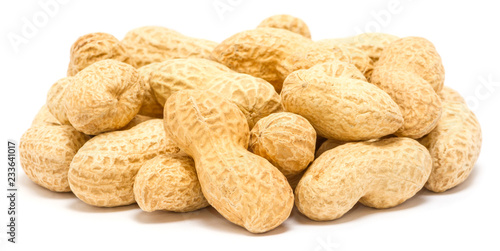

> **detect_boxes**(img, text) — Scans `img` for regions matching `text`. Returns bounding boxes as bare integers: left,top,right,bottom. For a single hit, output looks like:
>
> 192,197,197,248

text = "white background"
1,0,499,250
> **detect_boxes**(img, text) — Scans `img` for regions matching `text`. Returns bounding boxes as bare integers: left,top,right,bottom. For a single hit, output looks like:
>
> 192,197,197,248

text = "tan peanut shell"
67,32,132,76
120,114,155,130
303,40,374,78
375,36,445,92
64,59,145,135
439,86,465,104
148,58,281,128
164,90,293,233
315,139,346,158
121,26,218,68
211,28,313,92
419,87,482,192
249,112,316,177
371,69,442,138
46,77,72,125
68,119,181,207
296,137,432,221
134,154,209,212
281,62,403,141
283,43,351,76
333,33,400,62
31,105,61,126
20,124,90,192
137,63,165,118
257,14,311,38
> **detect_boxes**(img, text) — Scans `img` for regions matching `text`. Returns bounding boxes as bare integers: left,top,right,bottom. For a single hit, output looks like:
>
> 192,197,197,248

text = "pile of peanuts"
20,14,482,233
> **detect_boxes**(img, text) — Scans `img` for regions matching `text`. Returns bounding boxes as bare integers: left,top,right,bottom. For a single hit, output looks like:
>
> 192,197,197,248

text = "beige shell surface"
164,90,293,233
249,112,316,177
149,58,232,105
257,14,311,38
20,124,90,192
206,74,282,128
315,139,346,158
336,33,400,62
64,59,145,135
306,60,366,81
211,28,313,92
134,154,209,212
121,26,217,68
295,137,432,221
439,86,466,104
120,114,155,130
31,105,61,126
371,69,442,138
137,63,165,118
376,36,445,92
68,119,181,207
67,32,131,76
46,77,73,125
281,66,403,141
419,92,482,192
149,58,281,128
283,43,352,76
314,40,374,78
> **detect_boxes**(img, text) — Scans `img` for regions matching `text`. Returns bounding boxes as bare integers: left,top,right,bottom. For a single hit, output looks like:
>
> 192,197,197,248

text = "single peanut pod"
67,32,132,76
46,77,73,125
257,14,311,38
281,62,403,141
68,119,180,207
31,105,60,126
419,87,482,192
371,69,442,138
375,36,445,92
249,112,316,177
121,26,218,68
148,58,281,128
333,33,399,62
211,28,313,92
164,90,293,234
64,59,145,135
134,154,209,212
137,63,165,118
20,124,90,192
296,137,432,221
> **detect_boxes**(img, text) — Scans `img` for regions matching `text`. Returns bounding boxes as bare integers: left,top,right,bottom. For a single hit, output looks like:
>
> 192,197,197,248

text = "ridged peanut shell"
164,90,293,233
257,14,311,38
376,36,445,92
211,28,313,92
371,69,442,138
296,137,432,221
333,33,399,62
134,154,209,212
121,26,217,68
137,63,165,118
46,77,73,125
20,124,90,192
281,66,403,141
31,105,61,126
249,112,316,177
67,32,132,76
64,59,145,135
68,119,180,207
419,89,482,192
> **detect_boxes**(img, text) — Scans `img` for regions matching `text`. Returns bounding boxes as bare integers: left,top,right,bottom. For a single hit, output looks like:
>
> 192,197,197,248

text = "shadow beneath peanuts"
294,188,429,225
202,207,290,236
67,200,139,213
134,206,210,224
19,173,75,200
